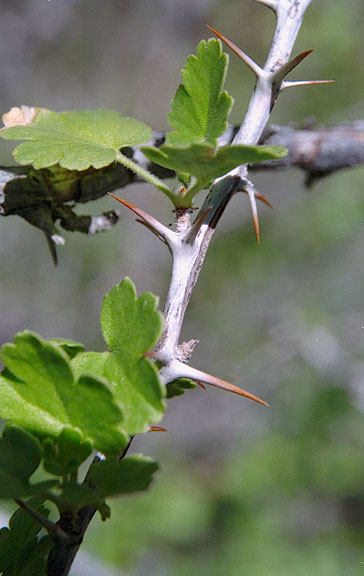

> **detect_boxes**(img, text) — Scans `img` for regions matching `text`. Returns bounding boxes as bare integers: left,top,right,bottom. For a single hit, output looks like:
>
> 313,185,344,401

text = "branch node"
176,339,199,363
271,49,310,81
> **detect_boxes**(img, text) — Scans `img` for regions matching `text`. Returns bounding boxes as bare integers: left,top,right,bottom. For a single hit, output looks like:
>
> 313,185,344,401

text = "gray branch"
153,0,316,387
1,119,363,262
258,120,364,185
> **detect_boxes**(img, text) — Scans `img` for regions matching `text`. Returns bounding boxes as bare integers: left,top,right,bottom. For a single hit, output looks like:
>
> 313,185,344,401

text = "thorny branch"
1,0,323,395
7,2,341,574
2,120,364,261
152,0,316,390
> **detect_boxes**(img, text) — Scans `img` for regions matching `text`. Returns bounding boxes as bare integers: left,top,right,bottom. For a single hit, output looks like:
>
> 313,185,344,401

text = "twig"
15,499,69,542
154,0,315,387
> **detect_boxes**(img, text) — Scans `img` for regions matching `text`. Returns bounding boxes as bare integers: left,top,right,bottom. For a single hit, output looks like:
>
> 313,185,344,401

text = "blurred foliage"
1,1,364,575
84,382,364,575
82,164,364,575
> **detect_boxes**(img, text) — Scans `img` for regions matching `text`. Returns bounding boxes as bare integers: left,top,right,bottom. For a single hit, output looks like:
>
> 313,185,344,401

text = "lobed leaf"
0,331,128,455
0,426,58,499
72,278,165,436
101,277,163,360
47,338,85,360
0,497,52,576
166,39,233,146
60,455,159,510
42,428,93,476
142,142,287,193
87,454,159,497
0,108,152,171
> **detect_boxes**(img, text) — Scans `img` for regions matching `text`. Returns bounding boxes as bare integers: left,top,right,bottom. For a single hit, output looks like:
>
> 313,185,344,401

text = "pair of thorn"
206,24,334,94
108,193,212,246
241,182,272,245
205,24,333,242
109,194,268,406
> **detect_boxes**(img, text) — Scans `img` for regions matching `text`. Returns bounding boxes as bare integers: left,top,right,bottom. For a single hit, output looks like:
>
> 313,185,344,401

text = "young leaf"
60,455,159,509
166,39,233,146
42,428,93,476
142,142,287,201
0,497,52,576
0,108,152,171
100,277,163,359
47,338,85,360
0,426,58,499
166,378,197,399
87,454,159,497
0,331,128,455
72,277,165,436
13,535,52,576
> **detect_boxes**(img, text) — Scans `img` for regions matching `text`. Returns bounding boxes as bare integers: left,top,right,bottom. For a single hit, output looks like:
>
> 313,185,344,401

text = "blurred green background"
1,1,364,575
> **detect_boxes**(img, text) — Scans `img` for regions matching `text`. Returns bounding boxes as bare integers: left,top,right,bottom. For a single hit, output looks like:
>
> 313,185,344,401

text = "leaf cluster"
141,38,286,206
0,497,52,576
0,38,286,212
0,34,287,570
0,109,152,171
0,279,163,519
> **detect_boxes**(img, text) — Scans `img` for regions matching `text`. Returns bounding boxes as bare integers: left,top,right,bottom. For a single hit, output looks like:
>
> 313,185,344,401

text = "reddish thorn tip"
196,380,207,390
149,426,167,433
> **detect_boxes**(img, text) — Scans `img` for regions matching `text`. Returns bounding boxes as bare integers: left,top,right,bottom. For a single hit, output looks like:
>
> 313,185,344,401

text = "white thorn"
270,50,314,108
159,359,268,405
281,79,335,90
254,0,278,11
272,50,313,87
50,234,65,246
245,185,260,244
108,194,177,248
206,25,264,79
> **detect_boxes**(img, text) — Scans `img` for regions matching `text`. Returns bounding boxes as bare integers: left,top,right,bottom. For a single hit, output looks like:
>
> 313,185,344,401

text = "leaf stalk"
115,150,174,200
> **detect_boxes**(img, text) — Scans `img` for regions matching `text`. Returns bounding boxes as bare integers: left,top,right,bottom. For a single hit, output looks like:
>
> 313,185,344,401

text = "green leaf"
87,454,159,497
14,536,52,576
101,278,165,435
104,351,164,436
0,497,52,576
100,277,163,360
71,351,109,377
0,427,58,499
72,278,165,435
142,142,287,193
166,378,197,399
52,483,107,517
42,428,93,476
0,108,152,171
0,331,128,455
47,338,84,360
166,39,233,146
60,455,159,510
